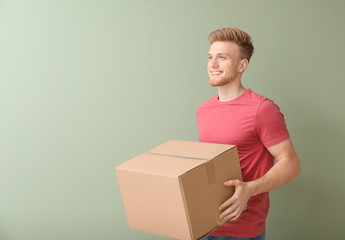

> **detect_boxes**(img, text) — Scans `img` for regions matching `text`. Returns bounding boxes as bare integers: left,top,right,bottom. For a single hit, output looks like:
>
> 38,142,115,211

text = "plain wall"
1,0,344,239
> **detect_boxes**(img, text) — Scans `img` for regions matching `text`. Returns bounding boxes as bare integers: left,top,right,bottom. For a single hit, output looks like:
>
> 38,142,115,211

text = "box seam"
178,175,194,240
147,152,209,160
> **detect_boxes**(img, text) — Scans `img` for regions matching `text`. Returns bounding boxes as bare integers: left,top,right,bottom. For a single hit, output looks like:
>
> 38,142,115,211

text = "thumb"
224,180,234,186
224,179,240,186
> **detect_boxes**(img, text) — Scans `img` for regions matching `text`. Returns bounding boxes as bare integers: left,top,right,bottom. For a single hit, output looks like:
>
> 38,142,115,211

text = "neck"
218,81,246,102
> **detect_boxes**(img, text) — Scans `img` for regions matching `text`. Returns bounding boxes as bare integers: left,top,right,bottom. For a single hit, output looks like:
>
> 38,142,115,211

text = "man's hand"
219,139,301,222
218,179,253,221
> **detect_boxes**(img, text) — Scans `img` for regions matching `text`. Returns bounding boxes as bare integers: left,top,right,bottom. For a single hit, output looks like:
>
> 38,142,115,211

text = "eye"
208,56,212,60
219,56,226,59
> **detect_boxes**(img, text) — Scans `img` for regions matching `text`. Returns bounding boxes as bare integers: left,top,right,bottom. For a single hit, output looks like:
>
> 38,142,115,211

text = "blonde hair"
208,27,254,62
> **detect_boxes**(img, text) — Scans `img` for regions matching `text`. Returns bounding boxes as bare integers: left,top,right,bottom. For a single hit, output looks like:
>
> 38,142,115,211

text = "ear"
239,59,248,73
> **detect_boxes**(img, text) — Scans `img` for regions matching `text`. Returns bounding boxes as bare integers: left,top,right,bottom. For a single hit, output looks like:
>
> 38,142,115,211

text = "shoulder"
257,99,283,116
245,89,268,104
255,95,287,130
197,94,218,110
245,90,281,112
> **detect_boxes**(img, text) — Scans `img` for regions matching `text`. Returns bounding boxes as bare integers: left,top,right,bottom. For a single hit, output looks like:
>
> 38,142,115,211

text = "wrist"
246,179,262,197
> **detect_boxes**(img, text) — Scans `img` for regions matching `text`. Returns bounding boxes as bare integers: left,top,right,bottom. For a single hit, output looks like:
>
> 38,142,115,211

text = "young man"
197,28,301,240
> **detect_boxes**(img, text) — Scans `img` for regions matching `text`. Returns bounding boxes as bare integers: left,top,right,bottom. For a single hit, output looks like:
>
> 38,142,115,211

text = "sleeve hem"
263,135,290,148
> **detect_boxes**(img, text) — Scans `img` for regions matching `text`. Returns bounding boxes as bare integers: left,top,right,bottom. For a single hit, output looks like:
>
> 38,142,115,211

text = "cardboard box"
116,140,242,240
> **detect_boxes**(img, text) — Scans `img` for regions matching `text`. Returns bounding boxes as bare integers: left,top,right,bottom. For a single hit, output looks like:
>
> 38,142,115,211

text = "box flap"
178,147,242,240
149,140,235,160
116,171,191,240
116,153,207,177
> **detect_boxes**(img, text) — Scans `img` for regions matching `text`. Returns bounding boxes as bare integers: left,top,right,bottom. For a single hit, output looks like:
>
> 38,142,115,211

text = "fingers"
219,202,247,221
220,179,248,221
220,180,239,210
219,203,242,221
219,197,233,211
219,194,248,221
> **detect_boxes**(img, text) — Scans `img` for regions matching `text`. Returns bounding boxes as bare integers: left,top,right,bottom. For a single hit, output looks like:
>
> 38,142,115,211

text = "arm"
219,138,301,221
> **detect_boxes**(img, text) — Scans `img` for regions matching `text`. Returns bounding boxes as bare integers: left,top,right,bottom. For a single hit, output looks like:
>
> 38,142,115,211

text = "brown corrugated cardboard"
116,140,242,240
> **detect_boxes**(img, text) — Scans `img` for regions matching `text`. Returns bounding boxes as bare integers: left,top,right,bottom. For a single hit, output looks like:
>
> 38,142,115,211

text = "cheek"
207,65,212,74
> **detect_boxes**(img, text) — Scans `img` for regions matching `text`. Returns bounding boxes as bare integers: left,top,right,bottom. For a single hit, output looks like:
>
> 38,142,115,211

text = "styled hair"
208,27,254,62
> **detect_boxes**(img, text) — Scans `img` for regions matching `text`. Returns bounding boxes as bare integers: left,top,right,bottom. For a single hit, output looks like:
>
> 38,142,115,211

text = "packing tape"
205,161,216,184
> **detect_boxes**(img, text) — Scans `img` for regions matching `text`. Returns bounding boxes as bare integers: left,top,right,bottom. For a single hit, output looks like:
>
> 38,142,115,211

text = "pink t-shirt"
196,89,290,238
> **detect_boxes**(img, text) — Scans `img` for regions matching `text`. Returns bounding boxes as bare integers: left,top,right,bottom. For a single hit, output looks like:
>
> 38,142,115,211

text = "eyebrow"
207,53,231,56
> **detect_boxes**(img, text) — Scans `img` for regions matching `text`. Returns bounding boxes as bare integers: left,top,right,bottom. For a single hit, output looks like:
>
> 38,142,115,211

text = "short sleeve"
255,100,290,148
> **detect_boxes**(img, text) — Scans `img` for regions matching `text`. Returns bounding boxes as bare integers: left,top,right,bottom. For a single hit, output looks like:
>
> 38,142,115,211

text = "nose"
210,58,219,68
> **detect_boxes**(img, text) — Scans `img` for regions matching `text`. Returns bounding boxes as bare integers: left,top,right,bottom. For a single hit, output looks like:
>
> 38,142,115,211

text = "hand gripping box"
116,140,242,240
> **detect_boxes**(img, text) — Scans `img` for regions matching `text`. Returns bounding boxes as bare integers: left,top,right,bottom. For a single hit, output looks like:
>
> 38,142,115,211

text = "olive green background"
1,0,344,239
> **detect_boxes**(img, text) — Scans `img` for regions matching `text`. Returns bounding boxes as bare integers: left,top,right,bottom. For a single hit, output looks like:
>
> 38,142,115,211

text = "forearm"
219,139,301,221
248,153,301,196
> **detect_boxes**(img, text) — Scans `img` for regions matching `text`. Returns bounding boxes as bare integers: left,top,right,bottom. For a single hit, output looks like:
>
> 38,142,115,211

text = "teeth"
211,71,221,75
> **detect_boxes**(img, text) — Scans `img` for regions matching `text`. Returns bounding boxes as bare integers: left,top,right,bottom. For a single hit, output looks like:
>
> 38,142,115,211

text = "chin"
209,78,228,87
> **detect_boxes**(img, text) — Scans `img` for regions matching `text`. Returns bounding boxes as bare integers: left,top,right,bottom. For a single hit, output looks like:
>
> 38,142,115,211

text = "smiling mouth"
211,71,223,76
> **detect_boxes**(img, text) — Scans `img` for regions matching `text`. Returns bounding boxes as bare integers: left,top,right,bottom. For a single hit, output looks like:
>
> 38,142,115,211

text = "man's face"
207,41,242,87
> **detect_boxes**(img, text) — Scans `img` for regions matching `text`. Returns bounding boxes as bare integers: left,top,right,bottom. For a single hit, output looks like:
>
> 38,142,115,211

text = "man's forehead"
208,41,240,55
